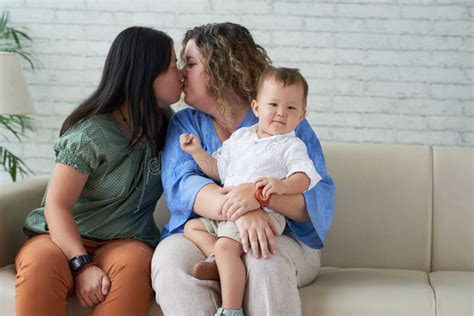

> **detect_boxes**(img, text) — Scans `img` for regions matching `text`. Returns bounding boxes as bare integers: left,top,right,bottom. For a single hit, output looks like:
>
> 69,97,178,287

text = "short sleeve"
285,139,322,191
53,125,100,175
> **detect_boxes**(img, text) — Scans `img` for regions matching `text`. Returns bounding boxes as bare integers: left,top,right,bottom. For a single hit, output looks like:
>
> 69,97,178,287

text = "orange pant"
15,234,153,316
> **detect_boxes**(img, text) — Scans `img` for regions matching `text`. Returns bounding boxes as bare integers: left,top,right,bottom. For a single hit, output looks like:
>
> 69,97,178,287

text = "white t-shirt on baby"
212,124,321,202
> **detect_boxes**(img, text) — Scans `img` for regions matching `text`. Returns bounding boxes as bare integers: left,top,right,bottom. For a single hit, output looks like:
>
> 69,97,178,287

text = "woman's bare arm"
44,163,89,259
193,183,228,221
44,163,111,307
221,183,310,223
268,193,310,223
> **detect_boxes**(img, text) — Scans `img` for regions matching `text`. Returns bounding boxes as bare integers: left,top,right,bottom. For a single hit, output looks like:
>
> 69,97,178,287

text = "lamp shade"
0,52,35,115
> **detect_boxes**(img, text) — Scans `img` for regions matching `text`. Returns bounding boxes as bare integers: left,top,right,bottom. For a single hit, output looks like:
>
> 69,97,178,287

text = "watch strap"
69,254,93,274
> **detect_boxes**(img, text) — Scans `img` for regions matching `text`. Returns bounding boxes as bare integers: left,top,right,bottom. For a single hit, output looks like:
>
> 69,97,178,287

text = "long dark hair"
60,26,173,152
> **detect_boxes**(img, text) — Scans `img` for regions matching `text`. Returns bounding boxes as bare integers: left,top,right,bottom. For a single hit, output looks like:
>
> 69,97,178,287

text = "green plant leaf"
14,29,32,41
11,48,35,69
0,146,34,181
11,28,21,47
0,115,35,141
0,10,37,69
0,12,8,32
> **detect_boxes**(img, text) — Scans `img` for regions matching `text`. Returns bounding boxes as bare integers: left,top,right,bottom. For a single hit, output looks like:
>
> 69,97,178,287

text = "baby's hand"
255,177,287,199
179,133,202,154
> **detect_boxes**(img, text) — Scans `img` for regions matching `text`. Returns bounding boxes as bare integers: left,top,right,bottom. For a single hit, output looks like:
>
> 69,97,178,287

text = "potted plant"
0,11,36,182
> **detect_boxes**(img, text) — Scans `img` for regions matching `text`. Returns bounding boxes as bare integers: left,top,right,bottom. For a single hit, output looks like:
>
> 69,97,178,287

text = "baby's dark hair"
257,67,308,108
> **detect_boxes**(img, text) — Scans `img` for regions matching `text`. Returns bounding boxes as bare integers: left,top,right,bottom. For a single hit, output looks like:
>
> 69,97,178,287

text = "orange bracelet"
255,187,272,207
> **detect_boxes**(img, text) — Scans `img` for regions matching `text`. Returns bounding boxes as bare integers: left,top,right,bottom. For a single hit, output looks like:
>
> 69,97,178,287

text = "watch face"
70,258,80,271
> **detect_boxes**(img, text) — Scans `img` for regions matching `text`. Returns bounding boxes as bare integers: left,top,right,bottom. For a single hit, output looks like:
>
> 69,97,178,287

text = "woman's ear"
251,99,260,117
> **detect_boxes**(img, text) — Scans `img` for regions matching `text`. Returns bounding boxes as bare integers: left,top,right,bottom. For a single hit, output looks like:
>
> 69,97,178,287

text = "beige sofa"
1,142,472,316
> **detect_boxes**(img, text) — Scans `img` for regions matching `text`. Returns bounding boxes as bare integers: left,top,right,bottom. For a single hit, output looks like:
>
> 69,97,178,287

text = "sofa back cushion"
154,195,170,231
321,142,432,272
431,146,473,272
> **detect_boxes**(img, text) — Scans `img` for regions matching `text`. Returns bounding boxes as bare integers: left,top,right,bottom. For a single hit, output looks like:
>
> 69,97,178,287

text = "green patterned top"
24,112,163,247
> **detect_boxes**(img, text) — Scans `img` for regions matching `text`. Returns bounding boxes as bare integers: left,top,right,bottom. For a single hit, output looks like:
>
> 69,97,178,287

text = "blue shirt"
160,108,335,249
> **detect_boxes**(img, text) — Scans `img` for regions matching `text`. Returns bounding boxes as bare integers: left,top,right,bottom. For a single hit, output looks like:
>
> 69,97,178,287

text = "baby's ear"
251,99,259,117
299,110,307,121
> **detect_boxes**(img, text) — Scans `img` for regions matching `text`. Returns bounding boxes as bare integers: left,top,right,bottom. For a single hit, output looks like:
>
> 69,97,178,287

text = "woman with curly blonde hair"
151,22,335,315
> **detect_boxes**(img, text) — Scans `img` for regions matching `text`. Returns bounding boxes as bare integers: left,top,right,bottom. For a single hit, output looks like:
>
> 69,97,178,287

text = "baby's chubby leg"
183,218,216,256
215,237,246,310
185,218,220,281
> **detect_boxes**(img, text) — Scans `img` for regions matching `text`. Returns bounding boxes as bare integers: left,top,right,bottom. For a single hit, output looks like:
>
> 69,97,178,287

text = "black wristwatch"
69,254,93,274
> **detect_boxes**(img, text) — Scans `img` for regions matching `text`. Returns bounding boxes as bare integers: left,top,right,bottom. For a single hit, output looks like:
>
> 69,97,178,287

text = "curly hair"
181,22,272,116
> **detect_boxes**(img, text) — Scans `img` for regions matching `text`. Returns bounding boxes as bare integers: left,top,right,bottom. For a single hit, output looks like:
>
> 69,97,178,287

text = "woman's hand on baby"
75,265,110,307
255,177,288,199
179,133,202,154
219,183,260,221
235,209,277,259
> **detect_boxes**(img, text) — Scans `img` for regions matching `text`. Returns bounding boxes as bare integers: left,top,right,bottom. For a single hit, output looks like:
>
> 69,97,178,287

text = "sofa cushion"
321,143,433,272
0,264,163,316
153,195,170,231
300,267,436,316
432,146,474,271
0,177,47,268
429,271,474,316
2,265,439,316
0,265,15,316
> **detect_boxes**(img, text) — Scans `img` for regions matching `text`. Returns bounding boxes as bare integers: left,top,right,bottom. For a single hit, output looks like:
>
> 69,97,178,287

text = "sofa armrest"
0,176,48,267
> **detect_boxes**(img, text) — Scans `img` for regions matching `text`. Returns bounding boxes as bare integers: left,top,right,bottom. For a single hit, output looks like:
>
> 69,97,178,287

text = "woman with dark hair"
15,26,182,316
151,22,335,315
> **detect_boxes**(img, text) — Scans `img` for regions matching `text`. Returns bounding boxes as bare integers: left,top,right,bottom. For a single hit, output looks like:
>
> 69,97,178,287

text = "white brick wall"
1,0,472,184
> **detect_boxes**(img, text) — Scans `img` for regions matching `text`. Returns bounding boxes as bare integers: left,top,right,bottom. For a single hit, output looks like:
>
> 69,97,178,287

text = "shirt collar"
246,123,296,141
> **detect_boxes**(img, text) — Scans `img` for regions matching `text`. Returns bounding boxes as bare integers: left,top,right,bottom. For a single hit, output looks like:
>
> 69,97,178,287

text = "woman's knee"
151,235,188,287
16,235,72,287
103,240,153,277
244,250,294,283
151,234,203,292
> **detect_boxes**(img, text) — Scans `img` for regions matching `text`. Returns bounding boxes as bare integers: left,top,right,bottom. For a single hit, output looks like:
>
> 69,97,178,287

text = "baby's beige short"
199,212,287,244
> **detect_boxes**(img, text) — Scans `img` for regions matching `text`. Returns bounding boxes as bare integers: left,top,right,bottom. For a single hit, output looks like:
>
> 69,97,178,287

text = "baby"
180,67,321,316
